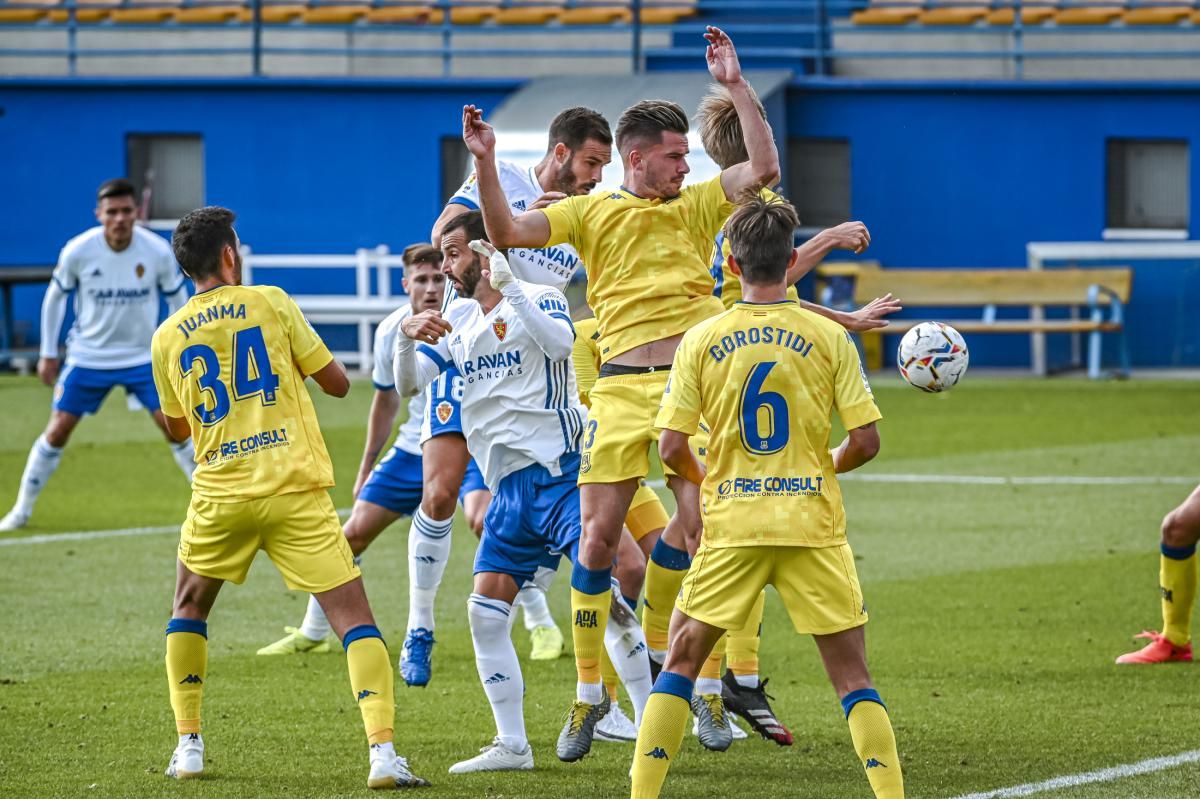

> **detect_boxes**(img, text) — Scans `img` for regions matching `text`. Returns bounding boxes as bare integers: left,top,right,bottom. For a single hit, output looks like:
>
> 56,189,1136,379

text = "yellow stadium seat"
432,1,498,22
986,3,1058,24
0,0,57,22
850,3,923,24
235,1,306,21
366,1,430,21
111,0,181,22
174,2,242,21
1122,3,1188,22
303,2,370,21
495,0,563,24
560,1,630,23
48,0,120,22
919,1,988,24
1054,3,1125,22
639,0,694,23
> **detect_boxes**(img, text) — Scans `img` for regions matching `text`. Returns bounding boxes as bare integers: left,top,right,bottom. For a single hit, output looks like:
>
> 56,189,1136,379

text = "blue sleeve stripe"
550,312,575,331
841,687,885,717
162,280,187,296
418,343,450,372
448,196,479,211
52,276,71,292
342,624,384,650
652,671,695,702
373,381,395,391
165,618,208,638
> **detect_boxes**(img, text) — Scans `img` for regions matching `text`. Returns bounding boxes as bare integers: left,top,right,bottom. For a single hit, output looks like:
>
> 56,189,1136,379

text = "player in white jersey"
1,179,194,532
395,107,614,681
394,212,652,774
255,244,487,658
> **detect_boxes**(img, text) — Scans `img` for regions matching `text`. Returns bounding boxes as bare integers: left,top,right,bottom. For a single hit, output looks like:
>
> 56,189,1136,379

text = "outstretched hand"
704,26,743,86
401,309,453,344
843,293,903,332
462,104,496,160
823,221,872,255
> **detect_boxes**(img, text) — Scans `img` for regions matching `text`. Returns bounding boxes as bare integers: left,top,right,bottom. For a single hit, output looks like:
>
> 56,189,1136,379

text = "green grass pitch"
1,374,1199,798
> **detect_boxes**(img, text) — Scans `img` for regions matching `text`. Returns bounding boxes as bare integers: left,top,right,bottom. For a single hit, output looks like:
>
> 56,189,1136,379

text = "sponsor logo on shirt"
715,475,824,499
208,427,290,463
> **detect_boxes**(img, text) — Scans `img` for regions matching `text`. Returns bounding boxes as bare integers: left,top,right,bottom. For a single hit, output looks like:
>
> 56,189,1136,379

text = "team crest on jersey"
435,401,455,424
492,318,508,341
580,453,591,473
135,263,145,279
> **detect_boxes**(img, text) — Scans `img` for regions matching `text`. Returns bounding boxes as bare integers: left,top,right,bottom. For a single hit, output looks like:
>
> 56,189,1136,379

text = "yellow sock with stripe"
698,633,726,693
630,671,693,799
570,562,612,700
641,538,691,655
843,689,904,799
1161,543,1197,647
727,590,765,682
344,625,395,744
601,648,620,702
165,619,207,735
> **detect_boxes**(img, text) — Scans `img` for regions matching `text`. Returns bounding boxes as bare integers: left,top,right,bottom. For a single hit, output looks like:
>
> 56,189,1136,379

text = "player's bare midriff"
606,332,685,367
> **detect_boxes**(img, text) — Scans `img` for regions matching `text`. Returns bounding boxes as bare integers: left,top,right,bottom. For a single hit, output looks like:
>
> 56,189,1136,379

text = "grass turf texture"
1,374,1199,798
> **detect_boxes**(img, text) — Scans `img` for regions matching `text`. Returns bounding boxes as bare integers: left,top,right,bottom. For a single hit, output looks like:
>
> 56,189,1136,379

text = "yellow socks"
601,648,620,702
1161,543,1197,647
570,562,612,694
165,619,208,735
630,672,693,799
700,633,726,682
344,625,395,745
843,689,904,799
641,538,691,655
727,590,765,679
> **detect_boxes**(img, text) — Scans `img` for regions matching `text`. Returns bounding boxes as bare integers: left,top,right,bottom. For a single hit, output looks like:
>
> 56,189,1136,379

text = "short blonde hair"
695,84,766,170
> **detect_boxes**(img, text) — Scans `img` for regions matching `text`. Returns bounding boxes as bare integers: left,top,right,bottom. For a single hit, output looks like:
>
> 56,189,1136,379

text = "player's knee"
342,517,374,557
1162,508,1200,548
466,595,508,637
421,483,458,521
43,420,73,448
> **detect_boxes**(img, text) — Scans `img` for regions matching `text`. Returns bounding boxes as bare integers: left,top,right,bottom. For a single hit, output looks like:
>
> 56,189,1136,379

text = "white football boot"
448,738,534,774
367,744,430,789
164,733,204,779
595,701,638,742
0,509,29,532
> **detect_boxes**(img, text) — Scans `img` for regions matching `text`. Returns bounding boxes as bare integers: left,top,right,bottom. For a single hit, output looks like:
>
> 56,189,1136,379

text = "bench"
838,264,1132,378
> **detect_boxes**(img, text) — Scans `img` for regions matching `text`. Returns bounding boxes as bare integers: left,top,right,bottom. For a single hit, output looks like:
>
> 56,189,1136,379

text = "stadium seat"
174,1,242,21
1122,2,1189,22
110,0,182,23
639,0,695,23
986,1,1058,24
236,0,307,21
850,1,924,25
1054,2,1125,23
365,0,431,21
303,1,370,21
919,0,989,24
560,0,631,24
426,1,500,23
495,0,564,24
0,0,57,22
47,0,121,22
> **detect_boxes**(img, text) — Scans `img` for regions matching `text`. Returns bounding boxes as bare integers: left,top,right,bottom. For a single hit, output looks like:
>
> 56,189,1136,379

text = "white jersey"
373,306,427,457
422,286,586,490
51,226,185,369
449,160,584,292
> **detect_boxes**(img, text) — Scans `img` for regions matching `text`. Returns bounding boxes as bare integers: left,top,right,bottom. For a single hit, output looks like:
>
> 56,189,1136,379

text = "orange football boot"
1115,630,1193,664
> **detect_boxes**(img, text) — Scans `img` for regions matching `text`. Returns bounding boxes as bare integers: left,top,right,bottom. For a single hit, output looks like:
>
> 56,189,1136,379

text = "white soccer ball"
897,322,969,393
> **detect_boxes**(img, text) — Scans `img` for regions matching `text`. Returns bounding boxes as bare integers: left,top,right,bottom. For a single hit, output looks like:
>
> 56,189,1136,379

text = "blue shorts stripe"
841,687,885,718
652,671,694,701
342,624,384,650
166,618,208,638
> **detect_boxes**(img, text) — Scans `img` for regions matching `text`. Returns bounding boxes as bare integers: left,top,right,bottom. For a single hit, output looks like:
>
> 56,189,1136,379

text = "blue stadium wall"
2,78,1199,368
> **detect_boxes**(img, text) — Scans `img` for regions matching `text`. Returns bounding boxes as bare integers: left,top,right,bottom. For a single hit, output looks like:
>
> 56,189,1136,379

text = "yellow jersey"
540,176,731,362
571,316,601,406
151,284,337,503
709,187,799,309
656,300,881,548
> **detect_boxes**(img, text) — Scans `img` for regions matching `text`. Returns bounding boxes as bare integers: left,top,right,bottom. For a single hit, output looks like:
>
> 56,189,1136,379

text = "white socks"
735,673,759,689
298,594,331,642
695,677,723,696
515,585,555,631
604,607,653,722
170,439,197,480
467,594,526,752
13,435,63,517
407,509,453,633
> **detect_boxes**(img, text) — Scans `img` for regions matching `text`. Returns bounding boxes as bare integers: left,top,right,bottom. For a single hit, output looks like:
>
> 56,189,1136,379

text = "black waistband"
598,362,673,377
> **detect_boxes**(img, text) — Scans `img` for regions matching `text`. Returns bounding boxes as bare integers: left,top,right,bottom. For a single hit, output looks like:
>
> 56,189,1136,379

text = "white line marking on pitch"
0,508,353,547
645,474,1194,490
947,748,1200,799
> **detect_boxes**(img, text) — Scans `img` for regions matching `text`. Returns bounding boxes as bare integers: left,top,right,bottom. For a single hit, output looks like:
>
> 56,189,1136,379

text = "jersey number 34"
179,326,280,425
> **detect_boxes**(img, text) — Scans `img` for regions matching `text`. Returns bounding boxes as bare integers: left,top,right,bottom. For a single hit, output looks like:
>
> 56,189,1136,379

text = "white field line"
644,474,1195,489
946,748,1200,799
0,508,352,547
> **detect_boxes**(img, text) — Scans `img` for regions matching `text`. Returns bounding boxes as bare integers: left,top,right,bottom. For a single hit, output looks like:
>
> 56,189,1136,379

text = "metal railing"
0,0,1198,78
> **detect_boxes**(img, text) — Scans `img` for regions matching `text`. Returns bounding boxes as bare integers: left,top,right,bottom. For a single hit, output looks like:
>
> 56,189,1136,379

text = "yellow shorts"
626,481,669,541
178,489,359,594
678,543,868,635
579,370,669,484
660,422,710,479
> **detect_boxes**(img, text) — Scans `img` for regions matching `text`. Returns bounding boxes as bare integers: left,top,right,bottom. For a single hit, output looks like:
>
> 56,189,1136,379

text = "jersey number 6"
738,361,789,455
179,326,280,426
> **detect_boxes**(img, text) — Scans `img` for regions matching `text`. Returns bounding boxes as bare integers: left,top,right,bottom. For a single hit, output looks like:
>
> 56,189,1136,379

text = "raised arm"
707,27,780,199
471,241,574,361
462,105,552,249
394,310,453,397
786,221,871,286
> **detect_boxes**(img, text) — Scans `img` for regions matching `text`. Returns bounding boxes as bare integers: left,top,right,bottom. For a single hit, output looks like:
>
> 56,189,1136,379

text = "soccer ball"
897,322,969,393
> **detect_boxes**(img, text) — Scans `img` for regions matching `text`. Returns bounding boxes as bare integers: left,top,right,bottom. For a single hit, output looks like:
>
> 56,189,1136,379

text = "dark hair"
548,107,612,153
402,242,442,268
172,206,238,280
726,194,800,286
696,84,765,170
97,178,137,203
440,210,489,245
615,100,688,155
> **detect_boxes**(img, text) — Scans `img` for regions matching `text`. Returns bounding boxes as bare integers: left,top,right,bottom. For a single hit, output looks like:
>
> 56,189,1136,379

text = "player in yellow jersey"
150,207,428,790
465,26,780,760
630,196,904,799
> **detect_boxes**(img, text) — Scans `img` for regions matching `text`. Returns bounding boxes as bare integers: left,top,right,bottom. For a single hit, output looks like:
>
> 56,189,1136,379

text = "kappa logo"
435,401,455,424
493,318,508,341
1161,586,1175,603
178,674,203,685
574,610,598,629
865,758,887,769
135,263,146,279
644,747,669,760
357,689,378,702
